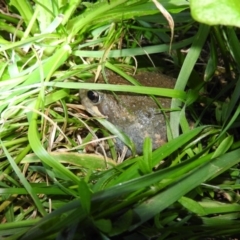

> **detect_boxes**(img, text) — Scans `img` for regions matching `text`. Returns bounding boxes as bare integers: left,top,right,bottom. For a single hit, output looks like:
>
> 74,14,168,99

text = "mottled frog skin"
79,71,175,157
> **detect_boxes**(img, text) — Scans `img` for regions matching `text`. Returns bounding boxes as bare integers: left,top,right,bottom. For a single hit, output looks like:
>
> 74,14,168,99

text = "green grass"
1,0,240,239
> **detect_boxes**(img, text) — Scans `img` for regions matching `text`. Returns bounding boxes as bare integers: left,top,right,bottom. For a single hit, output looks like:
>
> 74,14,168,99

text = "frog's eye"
87,90,101,104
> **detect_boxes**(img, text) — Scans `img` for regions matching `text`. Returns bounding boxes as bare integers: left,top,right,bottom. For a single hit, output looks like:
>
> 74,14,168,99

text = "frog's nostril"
87,90,101,103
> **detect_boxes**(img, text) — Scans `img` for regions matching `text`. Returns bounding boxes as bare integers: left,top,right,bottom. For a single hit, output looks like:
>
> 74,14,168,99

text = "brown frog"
79,70,175,157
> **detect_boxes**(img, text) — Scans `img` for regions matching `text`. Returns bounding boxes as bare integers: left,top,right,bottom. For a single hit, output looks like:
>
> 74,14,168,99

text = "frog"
79,70,175,158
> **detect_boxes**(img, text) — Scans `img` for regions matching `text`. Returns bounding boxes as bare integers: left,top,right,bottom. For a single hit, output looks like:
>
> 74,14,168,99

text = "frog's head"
79,89,106,117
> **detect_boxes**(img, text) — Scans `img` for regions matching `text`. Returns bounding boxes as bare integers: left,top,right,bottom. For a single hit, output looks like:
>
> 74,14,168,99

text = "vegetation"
0,0,240,239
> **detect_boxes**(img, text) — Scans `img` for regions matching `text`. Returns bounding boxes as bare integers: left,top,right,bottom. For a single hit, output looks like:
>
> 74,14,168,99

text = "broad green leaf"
179,196,206,215
199,200,240,215
10,0,39,34
139,137,152,174
22,152,116,169
94,219,112,233
170,24,210,138
47,81,186,100
211,135,233,159
78,180,92,215
74,38,194,58
190,0,240,27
